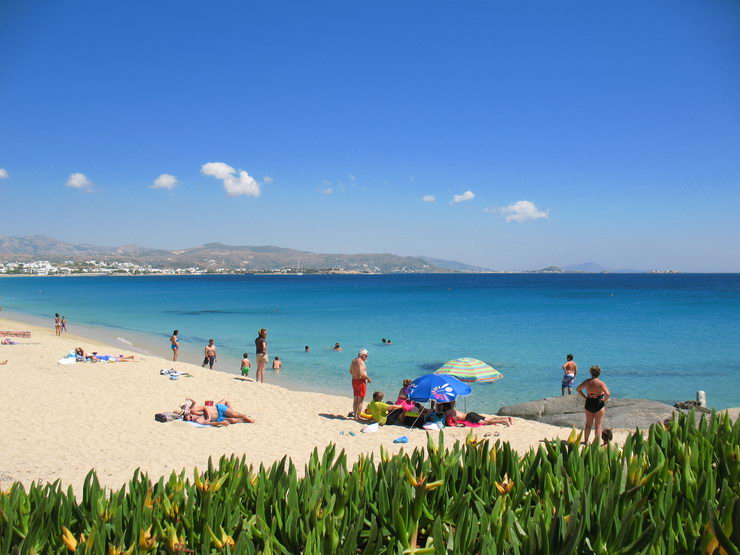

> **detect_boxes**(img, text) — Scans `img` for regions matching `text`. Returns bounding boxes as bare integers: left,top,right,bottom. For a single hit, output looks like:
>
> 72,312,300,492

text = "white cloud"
65,172,92,191
151,174,178,190
263,176,273,184
452,190,475,203
0,168,8,179
201,162,261,197
322,187,334,195
487,200,549,223
422,195,436,202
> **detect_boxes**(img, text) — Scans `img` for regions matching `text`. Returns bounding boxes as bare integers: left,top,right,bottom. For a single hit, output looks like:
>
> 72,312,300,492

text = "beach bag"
154,411,179,423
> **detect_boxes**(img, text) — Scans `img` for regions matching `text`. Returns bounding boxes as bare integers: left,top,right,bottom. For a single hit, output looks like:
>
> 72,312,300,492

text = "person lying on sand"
2,338,16,345
184,398,255,426
442,402,513,427
91,353,137,362
0,360,7,365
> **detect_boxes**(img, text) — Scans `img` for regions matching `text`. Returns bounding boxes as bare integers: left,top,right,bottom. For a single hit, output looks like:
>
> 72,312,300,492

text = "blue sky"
1,0,738,271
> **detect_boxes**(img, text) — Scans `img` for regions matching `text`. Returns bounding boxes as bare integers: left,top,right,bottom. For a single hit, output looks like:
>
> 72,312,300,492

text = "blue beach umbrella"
407,373,472,403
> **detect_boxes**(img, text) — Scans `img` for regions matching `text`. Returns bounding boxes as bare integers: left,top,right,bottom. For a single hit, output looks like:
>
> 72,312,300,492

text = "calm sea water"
1,274,738,410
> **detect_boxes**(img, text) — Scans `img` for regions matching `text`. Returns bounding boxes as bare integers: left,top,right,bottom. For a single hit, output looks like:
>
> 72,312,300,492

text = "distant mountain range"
0,235,466,273
0,236,648,273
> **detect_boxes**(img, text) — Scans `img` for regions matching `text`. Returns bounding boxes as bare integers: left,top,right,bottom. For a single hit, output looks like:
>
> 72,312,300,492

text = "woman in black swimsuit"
576,365,611,445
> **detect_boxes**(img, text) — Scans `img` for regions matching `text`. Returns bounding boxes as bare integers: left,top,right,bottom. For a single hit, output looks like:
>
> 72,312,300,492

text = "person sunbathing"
443,403,513,427
90,353,137,362
184,398,255,426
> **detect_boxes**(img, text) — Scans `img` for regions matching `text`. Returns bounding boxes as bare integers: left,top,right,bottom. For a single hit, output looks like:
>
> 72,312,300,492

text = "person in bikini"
442,402,513,427
255,328,268,383
170,330,180,361
183,398,255,426
561,353,577,396
202,339,217,369
349,349,371,420
576,365,610,444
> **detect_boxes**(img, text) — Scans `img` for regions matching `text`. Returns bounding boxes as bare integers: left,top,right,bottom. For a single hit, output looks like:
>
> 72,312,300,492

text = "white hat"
358,348,368,356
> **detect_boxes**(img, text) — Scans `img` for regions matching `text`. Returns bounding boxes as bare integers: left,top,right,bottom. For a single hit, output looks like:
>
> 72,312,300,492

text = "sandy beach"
0,315,631,494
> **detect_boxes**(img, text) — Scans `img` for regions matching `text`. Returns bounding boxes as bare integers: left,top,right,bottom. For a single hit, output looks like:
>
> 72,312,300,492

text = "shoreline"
0,314,628,494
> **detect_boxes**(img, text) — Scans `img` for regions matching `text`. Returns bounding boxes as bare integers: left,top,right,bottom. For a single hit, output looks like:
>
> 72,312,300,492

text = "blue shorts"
171,344,178,350
215,403,228,422
562,374,575,388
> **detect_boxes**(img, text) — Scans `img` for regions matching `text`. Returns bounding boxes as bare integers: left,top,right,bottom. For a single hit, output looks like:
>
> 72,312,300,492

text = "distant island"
0,235,673,275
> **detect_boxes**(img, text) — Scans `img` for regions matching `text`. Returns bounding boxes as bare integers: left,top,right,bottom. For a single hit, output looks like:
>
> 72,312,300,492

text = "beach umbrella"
407,373,472,403
435,357,503,384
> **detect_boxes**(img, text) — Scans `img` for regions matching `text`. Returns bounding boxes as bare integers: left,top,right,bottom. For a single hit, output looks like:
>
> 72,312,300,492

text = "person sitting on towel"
366,391,404,425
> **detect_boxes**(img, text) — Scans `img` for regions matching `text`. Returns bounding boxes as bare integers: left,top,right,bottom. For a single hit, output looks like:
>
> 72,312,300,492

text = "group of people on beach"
348,348,513,429
53,313,67,336
560,353,611,444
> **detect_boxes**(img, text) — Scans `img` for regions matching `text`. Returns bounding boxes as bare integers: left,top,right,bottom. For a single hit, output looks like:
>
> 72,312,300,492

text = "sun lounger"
0,331,31,338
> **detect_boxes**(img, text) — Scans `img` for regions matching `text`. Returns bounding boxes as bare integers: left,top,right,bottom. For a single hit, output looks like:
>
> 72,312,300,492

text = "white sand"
0,316,629,493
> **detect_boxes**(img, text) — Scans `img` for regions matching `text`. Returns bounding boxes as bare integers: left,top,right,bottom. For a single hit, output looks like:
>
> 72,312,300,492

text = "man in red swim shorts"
349,348,371,421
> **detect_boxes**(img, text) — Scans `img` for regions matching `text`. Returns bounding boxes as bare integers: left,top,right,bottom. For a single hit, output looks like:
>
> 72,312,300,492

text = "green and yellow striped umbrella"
435,357,503,384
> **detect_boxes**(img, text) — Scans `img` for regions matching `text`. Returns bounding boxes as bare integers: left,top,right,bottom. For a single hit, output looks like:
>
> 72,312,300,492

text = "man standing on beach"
202,339,217,369
255,328,268,383
349,349,371,420
561,353,577,396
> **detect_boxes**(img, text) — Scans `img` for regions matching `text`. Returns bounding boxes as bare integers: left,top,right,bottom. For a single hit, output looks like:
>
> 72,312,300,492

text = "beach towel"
57,357,77,365
446,415,483,428
0,331,31,338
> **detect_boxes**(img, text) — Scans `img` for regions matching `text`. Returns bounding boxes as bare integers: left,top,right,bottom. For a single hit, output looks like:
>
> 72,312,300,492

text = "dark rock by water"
673,400,711,413
497,395,678,429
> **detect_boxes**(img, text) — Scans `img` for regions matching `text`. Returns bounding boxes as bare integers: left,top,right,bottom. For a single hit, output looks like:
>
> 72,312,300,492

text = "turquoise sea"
1,274,739,411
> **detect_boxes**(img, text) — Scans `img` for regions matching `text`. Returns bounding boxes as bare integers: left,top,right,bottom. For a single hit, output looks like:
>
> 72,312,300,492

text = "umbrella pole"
409,400,431,429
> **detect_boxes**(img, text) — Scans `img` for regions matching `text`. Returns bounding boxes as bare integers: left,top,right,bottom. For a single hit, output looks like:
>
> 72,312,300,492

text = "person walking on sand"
202,339,217,369
576,365,611,444
255,328,268,383
170,330,180,361
349,349,371,420
561,353,577,396
54,313,61,336
240,353,251,377
61,316,67,333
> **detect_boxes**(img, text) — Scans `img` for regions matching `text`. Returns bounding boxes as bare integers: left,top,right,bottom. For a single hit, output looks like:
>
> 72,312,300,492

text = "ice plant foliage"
0,411,737,553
